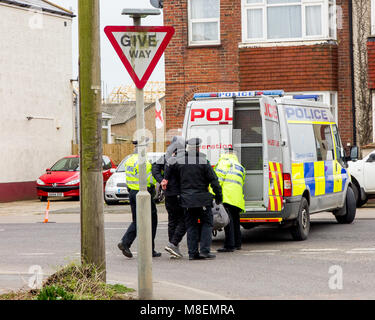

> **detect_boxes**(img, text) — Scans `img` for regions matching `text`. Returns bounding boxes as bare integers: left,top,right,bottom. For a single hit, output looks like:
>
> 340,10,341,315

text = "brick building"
163,0,355,147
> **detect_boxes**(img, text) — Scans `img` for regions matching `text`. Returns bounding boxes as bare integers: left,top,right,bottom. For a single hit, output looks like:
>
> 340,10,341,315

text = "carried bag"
212,201,230,230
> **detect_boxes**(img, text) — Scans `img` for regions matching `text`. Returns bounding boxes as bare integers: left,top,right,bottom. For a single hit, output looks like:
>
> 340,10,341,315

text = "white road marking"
18,253,55,256
349,248,375,251
346,250,375,254
300,248,340,252
242,249,280,255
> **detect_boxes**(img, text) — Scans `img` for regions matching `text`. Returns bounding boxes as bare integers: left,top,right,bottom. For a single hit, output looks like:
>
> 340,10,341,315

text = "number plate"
117,188,127,194
48,193,64,197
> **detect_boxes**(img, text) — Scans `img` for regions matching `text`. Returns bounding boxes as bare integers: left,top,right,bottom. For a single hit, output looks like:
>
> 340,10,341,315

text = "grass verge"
0,262,135,300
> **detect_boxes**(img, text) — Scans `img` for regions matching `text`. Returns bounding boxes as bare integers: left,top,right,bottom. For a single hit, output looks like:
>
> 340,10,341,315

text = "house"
102,97,166,151
163,0,355,148
0,0,74,202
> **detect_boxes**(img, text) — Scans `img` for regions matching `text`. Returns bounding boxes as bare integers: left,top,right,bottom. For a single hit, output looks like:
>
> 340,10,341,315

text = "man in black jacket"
164,138,223,260
152,136,186,258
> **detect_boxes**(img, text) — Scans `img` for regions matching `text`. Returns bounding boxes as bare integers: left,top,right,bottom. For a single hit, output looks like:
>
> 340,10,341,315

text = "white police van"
182,90,356,240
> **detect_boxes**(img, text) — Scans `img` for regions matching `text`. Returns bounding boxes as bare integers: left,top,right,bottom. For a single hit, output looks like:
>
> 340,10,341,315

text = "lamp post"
122,8,160,300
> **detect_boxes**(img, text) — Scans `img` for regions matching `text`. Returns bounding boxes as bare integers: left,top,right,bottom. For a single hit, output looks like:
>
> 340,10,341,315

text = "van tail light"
283,173,292,197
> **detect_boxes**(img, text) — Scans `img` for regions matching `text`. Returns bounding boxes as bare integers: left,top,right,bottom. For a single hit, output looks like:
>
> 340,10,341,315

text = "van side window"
332,125,345,165
288,123,317,162
313,124,334,161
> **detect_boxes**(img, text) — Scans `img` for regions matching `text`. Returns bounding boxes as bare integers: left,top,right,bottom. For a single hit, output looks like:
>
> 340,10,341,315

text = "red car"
36,155,116,201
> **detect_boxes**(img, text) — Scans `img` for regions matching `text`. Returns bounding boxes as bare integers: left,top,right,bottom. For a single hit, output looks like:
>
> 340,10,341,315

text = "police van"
182,90,356,240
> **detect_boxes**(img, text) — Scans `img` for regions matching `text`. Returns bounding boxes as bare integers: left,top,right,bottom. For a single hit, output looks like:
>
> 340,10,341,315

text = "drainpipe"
349,0,357,146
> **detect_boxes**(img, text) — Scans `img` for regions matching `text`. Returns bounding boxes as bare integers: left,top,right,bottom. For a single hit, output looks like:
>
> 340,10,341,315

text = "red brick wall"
239,44,338,92
336,0,354,146
164,0,241,133
367,38,375,89
164,0,353,145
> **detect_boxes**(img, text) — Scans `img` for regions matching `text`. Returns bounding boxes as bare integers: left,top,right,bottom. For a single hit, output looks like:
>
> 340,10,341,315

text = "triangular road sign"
104,26,175,89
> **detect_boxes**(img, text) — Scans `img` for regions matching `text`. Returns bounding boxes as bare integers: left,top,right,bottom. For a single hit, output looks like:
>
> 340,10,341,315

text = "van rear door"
260,97,284,211
185,99,234,165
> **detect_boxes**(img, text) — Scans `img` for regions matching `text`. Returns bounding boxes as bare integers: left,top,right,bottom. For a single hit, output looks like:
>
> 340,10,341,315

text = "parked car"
348,148,375,207
104,152,165,205
36,155,116,201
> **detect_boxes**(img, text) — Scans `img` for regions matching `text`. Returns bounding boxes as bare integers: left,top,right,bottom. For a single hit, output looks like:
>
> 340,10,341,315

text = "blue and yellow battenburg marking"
291,161,348,197
268,162,284,211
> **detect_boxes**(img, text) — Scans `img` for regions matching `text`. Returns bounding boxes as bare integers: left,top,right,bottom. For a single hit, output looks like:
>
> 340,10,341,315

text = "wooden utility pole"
78,0,106,281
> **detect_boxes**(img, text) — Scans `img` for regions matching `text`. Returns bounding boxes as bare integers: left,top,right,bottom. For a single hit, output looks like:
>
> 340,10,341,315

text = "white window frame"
241,0,336,44
188,0,221,46
102,113,113,144
286,91,338,122
372,0,375,35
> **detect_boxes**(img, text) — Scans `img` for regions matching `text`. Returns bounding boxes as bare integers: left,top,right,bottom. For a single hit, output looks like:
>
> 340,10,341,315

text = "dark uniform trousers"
121,189,158,251
185,206,213,256
165,195,186,246
223,203,242,249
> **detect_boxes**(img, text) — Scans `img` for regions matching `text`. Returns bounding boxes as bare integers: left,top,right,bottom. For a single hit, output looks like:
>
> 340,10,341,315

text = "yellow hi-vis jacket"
214,153,246,211
125,154,156,191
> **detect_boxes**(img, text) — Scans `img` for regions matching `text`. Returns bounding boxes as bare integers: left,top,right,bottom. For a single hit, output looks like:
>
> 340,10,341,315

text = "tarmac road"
0,198,375,300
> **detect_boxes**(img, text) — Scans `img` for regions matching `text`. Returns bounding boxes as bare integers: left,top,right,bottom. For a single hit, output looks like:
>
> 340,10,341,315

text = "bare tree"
353,0,373,146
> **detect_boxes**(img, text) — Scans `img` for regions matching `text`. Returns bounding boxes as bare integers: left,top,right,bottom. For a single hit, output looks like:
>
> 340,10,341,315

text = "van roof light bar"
193,90,284,99
292,95,319,101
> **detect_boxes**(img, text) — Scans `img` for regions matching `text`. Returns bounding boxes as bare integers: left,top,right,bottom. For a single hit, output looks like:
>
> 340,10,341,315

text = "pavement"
1,198,375,300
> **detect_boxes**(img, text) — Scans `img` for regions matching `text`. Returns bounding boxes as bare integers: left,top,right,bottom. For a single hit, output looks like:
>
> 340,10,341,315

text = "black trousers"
165,195,186,246
121,189,158,251
185,206,213,256
223,203,242,249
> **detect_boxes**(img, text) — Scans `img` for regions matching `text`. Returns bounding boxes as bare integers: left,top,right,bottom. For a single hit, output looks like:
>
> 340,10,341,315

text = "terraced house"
163,0,359,148
0,0,74,202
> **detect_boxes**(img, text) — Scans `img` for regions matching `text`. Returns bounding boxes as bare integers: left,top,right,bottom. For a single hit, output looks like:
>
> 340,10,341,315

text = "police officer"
118,140,161,258
164,138,222,260
215,147,245,252
152,136,186,258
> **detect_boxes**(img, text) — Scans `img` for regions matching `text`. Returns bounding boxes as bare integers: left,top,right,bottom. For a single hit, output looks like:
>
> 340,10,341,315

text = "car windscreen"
116,159,127,172
50,158,80,171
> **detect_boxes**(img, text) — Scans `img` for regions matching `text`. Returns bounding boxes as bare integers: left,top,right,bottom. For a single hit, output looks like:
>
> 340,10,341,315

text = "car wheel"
290,197,310,241
336,186,356,224
40,196,48,202
105,199,119,205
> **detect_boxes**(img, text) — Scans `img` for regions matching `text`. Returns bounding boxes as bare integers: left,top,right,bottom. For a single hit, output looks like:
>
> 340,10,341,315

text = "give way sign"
104,26,175,89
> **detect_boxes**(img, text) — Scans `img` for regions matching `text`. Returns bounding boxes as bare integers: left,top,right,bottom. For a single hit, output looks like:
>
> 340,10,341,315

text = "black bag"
212,201,229,230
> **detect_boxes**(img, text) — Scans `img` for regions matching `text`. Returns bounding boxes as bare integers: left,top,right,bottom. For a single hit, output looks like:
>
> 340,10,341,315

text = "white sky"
54,0,165,97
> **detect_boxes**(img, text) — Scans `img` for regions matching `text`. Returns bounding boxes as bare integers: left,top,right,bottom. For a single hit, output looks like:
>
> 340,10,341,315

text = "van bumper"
241,197,301,223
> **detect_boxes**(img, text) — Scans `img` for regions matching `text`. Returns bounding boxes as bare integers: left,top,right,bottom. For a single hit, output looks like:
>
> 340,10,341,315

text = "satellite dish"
150,0,163,9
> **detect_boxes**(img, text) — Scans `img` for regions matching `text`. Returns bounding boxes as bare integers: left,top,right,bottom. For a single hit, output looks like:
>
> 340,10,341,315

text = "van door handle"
270,178,274,189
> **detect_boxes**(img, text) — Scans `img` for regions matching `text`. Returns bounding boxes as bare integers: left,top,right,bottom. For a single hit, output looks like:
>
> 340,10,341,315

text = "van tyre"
290,197,310,241
352,183,368,208
335,186,356,224
105,199,119,205
40,196,47,202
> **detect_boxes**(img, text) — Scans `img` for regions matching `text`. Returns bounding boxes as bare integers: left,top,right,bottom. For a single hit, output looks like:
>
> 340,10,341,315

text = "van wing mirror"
367,153,375,163
350,146,359,161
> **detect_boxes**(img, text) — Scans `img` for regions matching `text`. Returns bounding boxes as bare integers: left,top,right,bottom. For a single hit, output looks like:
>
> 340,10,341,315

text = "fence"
72,142,162,165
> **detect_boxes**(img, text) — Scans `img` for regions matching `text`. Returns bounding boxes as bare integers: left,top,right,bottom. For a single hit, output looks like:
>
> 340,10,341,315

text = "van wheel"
336,186,356,224
40,196,47,202
290,197,310,241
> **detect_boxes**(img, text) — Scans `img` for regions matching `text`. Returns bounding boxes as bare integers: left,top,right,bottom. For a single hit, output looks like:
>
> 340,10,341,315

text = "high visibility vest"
214,153,246,211
125,154,156,191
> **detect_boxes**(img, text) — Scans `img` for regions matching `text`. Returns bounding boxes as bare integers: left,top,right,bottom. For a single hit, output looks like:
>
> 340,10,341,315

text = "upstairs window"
188,0,220,46
242,0,336,42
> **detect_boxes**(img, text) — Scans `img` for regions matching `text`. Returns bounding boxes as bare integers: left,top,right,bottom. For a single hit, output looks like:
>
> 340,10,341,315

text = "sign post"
105,9,174,300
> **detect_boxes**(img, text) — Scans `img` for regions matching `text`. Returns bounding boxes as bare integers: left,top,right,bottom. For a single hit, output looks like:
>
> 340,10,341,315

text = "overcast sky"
54,0,165,97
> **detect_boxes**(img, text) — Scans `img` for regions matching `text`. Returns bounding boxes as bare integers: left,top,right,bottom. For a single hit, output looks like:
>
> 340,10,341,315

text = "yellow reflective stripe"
269,197,275,211
287,121,335,125
292,163,305,196
314,161,325,196
333,160,343,193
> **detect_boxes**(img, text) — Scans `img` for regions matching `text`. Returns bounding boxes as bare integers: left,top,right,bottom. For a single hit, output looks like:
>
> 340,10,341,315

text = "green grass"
0,262,135,300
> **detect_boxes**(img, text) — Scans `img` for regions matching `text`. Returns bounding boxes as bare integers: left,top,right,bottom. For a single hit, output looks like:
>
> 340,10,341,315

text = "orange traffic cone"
43,201,50,223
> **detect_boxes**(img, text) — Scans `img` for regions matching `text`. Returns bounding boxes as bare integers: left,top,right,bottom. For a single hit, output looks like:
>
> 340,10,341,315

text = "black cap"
224,146,234,151
187,138,202,147
132,137,150,145
132,140,138,145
